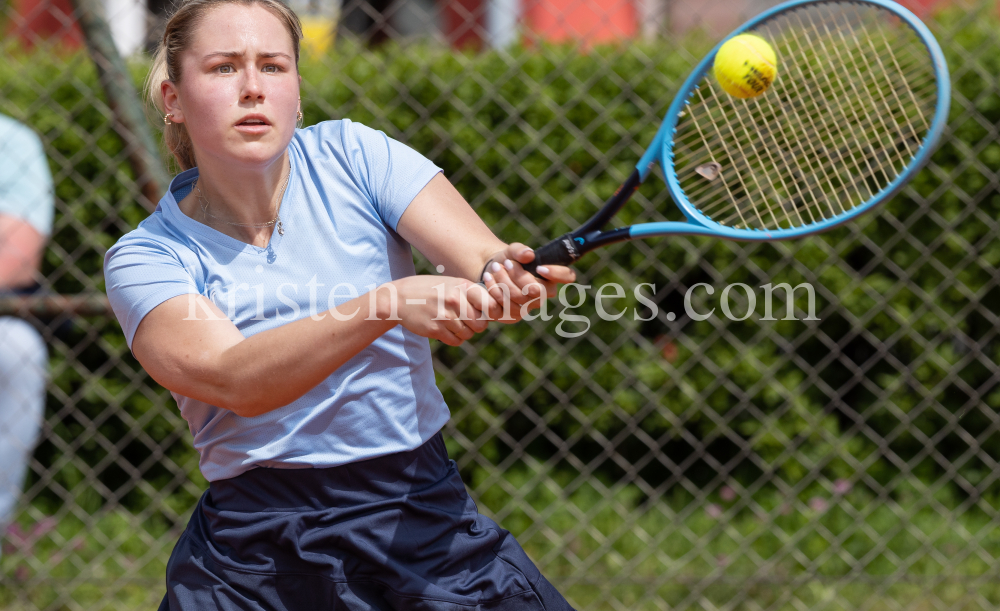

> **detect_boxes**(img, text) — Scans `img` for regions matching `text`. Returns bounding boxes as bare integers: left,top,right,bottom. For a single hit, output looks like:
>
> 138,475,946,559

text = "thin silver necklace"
197,162,290,236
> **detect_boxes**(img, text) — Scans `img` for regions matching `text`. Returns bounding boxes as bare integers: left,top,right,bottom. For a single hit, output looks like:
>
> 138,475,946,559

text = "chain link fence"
1,0,999,608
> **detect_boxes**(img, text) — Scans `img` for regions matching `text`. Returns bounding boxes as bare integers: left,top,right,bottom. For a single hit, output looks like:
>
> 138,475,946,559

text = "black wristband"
478,256,498,284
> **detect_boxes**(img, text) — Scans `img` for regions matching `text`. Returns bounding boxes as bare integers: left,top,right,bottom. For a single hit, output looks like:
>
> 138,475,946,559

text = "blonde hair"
145,0,303,171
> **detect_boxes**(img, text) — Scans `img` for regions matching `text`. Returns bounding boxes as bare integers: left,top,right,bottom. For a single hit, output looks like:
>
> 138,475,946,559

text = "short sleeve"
0,116,55,236
340,120,442,230
104,235,200,350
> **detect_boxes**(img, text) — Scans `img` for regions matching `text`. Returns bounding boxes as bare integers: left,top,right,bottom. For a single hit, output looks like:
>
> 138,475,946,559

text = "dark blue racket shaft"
522,170,641,277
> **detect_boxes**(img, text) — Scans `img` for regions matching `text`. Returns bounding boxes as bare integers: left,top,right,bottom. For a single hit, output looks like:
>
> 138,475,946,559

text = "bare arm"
0,214,45,289
396,173,576,318
395,173,507,281
131,275,491,418
132,292,395,418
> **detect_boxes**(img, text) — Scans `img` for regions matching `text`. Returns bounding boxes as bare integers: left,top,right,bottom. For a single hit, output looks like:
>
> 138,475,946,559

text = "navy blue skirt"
157,433,575,611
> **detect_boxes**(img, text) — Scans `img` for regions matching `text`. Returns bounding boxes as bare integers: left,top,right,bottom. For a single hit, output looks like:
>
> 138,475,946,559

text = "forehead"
188,3,295,55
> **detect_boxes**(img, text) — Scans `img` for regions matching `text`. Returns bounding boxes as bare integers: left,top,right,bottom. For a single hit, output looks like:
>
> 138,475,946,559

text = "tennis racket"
522,0,950,276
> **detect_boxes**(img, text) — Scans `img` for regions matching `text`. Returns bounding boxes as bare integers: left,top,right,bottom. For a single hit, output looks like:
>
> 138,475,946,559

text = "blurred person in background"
0,114,54,552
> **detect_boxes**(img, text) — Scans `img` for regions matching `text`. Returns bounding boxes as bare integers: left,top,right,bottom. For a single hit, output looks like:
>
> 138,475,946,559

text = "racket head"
646,0,950,240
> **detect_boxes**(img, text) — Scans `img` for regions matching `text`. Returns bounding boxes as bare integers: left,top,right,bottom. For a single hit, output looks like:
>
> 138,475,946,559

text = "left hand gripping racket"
522,0,950,276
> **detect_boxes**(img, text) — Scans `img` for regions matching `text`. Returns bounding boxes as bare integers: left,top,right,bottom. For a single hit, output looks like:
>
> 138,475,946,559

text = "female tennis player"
103,0,578,608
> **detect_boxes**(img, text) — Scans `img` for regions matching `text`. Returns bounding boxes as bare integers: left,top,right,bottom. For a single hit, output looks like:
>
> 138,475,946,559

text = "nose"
241,68,264,102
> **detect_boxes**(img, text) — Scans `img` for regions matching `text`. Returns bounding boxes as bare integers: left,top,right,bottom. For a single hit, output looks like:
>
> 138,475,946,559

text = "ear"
161,80,185,124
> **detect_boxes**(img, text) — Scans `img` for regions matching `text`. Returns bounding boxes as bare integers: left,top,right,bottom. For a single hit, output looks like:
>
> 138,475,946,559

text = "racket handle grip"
522,234,581,278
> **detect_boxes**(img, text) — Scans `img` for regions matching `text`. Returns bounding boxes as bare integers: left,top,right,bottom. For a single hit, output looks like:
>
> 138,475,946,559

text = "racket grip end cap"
522,233,581,278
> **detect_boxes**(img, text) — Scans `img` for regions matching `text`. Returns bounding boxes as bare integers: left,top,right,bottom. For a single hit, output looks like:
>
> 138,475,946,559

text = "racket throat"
524,169,642,277
583,227,631,249
577,170,642,237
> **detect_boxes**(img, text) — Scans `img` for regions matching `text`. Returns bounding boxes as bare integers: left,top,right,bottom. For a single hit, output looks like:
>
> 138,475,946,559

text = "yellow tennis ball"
713,33,778,99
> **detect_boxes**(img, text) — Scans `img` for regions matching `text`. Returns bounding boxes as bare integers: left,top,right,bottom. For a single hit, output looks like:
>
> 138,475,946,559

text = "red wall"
443,0,486,49
523,0,638,45
7,0,84,49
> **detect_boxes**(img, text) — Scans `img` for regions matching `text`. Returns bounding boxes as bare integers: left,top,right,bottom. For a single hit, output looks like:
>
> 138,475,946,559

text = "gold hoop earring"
296,110,303,122
164,113,174,125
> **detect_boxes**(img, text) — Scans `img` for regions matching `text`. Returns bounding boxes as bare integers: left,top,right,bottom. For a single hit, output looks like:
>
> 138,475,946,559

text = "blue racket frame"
629,0,951,242
519,0,950,277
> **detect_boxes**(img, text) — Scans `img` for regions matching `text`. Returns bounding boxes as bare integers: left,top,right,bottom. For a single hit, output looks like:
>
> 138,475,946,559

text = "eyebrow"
203,51,294,61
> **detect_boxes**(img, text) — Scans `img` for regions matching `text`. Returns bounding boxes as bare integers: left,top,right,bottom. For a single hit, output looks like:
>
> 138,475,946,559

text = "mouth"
236,115,270,127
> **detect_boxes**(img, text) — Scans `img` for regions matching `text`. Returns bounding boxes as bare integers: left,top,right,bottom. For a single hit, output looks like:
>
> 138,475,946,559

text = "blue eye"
263,65,279,74
218,65,234,74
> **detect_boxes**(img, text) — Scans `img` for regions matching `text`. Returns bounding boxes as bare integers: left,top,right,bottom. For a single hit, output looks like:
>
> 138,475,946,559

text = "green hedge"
0,9,997,519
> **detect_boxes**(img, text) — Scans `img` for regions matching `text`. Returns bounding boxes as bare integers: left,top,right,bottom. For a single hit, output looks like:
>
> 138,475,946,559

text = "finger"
518,284,549,312
482,273,517,320
463,282,500,323
503,259,548,302
453,288,490,332
490,261,530,305
452,322,476,342
503,259,548,301
480,272,505,319
440,318,474,343
433,326,465,347
536,264,576,285
501,306,525,323
461,282,492,314
534,266,572,297
444,312,485,339
463,311,489,333
505,242,535,265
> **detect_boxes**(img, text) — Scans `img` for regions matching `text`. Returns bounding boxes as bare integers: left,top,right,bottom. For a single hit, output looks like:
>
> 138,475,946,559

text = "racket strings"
745,30,849,223
672,1,938,231
678,92,930,222
782,10,888,210
821,12,922,172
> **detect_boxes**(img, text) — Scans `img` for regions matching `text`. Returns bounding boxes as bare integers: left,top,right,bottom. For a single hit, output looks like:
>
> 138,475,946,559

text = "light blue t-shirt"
104,119,449,482
0,114,54,236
